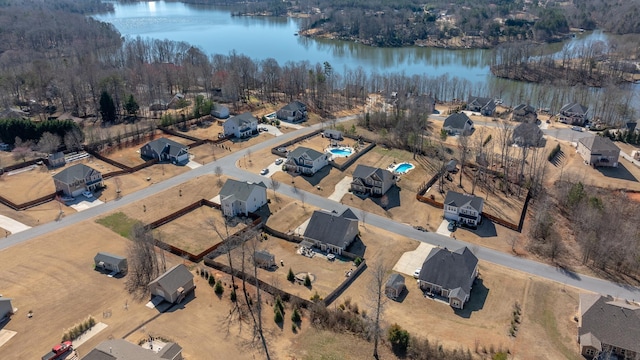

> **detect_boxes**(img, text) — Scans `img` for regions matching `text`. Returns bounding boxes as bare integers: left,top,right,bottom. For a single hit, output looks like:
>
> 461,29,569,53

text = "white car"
413,268,421,279
275,158,283,165
260,168,269,175
82,190,93,198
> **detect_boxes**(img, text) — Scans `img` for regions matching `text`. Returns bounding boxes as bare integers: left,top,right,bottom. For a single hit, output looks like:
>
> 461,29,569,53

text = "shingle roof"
444,191,483,212
288,146,325,161
512,123,544,147
219,179,266,202
419,247,478,294
94,252,126,265
579,294,640,353
468,96,495,109
304,209,358,247
52,163,101,184
145,138,188,157
282,100,305,111
578,136,620,153
226,112,256,127
443,113,471,130
513,103,535,113
352,165,395,185
386,273,405,290
49,151,65,160
158,343,182,359
560,102,588,115
83,339,182,360
148,264,193,293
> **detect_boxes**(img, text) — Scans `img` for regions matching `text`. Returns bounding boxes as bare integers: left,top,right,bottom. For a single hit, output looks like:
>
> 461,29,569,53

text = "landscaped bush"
208,275,215,286
230,291,237,302
304,274,311,287
388,323,410,354
274,296,285,315
287,268,295,282
291,308,301,323
61,316,96,342
214,280,224,295
354,257,363,266
274,308,283,323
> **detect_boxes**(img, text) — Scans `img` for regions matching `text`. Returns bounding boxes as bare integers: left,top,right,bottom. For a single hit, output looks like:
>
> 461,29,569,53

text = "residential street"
2,114,640,300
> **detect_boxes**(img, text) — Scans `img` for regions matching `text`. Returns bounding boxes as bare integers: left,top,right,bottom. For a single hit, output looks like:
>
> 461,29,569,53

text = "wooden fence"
322,259,367,306
271,129,322,157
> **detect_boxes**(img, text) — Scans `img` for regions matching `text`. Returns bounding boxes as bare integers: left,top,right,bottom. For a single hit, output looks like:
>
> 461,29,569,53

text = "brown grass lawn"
99,144,147,168
264,200,319,234
187,142,230,165
155,206,246,255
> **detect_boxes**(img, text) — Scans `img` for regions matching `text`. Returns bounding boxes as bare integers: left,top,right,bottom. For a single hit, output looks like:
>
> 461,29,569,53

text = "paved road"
2,113,640,300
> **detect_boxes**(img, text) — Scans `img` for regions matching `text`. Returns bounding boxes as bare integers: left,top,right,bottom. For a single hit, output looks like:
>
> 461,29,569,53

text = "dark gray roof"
226,112,256,127
579,136,620,153
145,138,188,157
148,264,193,293
352,165,395,185
282,100,305,111
386,273,405,290
49,151,65,160
94,252,126,264
254,250,274,262
158,343,182,359
513,103,535,113
324,129,342,137
444,191,483,212
512,123,544,147
579,294,640,353
219,179,266,202
288,146,325,161
419,247,478,294
443,113,471,130
52,163,101,184
82,349,117,360
83,339,169,360
304,209,358,247
341,208,359,220
468,96,495,110
560,102,588,115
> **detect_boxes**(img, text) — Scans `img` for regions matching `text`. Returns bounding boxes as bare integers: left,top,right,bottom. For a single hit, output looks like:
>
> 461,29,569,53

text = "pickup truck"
42,341,73,360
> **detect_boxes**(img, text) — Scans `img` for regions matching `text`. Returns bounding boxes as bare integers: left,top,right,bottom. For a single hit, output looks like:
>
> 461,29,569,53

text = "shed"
211,104,230,119
94,252,128,274
253,250,275,268
385,274,406,299
48,152,66,168
0,297,14,320
446,159,459,173
323,129,343,140
149,264,195,304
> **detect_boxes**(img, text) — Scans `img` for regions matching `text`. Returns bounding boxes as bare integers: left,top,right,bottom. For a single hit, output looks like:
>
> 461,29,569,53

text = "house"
48,151,66,168
276,100,307,122
467,96,496,116
210,103,229,119
558,102,589,125
303,209,359,255
223,112,258,138
167,93,185,109
0,297,14,320
350,165,396,196
53,164,103,197
149,100,168,112
82,339,183,360
511,104,537,123
385,273,406,299
443,113,475,136
323,129,343,140
417,246,479,309
94,252,128,275
140,138,190,165
284,147,329,175
148,264,195,304
443,191,484,227
218,179,267,217
446,159,459,173
578,294,640,359
512,123,545,148
253,250,275,269
577,136,620,168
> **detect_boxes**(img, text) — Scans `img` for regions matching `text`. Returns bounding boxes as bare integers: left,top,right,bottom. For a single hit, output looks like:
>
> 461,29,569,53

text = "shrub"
304,274,311,287
354,257,363,266
287,268,295,282
388,323,410,353
310,292,322,303
291,308,301,323
208,275,215,286
274,296,285,314
274,308,283,323
292,323,297,332
214,280,224,295
493,352,508,360
230,291,237,302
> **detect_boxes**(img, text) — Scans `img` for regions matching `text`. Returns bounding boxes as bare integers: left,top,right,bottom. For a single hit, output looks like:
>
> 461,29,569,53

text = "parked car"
571,126,583,132
447,221,456,232
413,268,421,279
260,168,269,175
413,225,427,232
275,158,283,165
82,190,93,198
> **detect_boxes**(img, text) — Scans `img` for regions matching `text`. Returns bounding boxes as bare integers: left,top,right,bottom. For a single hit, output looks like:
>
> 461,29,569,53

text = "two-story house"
284,147,329,175
276,101,307,123
558,102,589,125
512,123,546,148
52,164,103,197
219,179,267,217
443,190,484,228
350,165,396,197
443,113,475,136
303,209,359,255
577,136,620,168
511,104,537,123
223,112,258,138
467,96,496,116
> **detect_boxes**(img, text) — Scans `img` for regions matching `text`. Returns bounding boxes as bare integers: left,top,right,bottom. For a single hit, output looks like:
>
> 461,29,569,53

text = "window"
585,349,595,356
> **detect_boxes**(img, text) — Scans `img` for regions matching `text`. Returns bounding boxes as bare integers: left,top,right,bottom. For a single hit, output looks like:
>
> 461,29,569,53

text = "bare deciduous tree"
38,132,61,155
269,177,280,200
367,261,389,359
126,223,160,296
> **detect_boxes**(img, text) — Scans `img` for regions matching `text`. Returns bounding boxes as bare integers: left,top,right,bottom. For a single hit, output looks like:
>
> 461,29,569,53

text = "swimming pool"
393,162,415,174
328,147,353,157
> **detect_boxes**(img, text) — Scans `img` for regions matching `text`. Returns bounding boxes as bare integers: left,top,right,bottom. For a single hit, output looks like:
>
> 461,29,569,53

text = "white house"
443,191,484,227
223,112,258,138
284,147,329,175
219,179,267,217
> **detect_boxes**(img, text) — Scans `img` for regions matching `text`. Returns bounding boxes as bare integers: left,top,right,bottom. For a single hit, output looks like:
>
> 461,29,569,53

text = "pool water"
328,147,353,157
394,162,415,174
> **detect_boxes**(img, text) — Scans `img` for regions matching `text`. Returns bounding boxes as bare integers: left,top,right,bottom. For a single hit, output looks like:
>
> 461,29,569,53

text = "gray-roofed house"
323,129,343,140
446,159,459,173
253,250,275,269
578,294,640,359
48,151,66,168
148,264,195,304
94,252,128,275
284,146,329,175
303,209,359,255
385,273,406,300
417,246,478,309
82,339,183,360
53,163,103,197
223,112,258,138
350,164,397,196
558,102,589,125
276,100,307,122
443,191,484,227
577,136,620,168
219,179,267,217
210,103,229,119
443,113,475,136
0,297,14,320
467,96,496,116
140,138,189,165
512,123,546,148
511,104,537,123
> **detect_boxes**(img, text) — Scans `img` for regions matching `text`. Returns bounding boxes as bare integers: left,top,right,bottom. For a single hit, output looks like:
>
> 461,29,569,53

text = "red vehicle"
42,341,73,360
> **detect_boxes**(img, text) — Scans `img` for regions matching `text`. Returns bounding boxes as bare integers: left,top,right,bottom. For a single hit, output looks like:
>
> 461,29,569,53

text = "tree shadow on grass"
453,278,489,319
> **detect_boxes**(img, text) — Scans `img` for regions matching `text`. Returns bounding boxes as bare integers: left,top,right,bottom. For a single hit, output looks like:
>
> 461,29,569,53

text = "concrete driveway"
69,197,104,212
261,124,284,136
0,215,31,234
261,160,284,178
393,242,436,277
436,219,452,236
328,176,352,201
